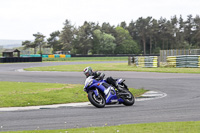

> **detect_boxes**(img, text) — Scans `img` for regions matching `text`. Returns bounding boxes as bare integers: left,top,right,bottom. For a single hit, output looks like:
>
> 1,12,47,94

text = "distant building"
2,49,20,57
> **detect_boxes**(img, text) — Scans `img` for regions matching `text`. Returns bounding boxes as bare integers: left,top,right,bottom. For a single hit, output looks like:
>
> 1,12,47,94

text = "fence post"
157,56,160,67
128,56,132,66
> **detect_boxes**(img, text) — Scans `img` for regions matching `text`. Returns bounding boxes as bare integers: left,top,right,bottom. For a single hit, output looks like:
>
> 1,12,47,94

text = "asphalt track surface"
0,61,200,131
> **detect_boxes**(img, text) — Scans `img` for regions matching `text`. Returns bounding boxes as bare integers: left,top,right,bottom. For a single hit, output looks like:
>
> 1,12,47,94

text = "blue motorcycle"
84,76,135,108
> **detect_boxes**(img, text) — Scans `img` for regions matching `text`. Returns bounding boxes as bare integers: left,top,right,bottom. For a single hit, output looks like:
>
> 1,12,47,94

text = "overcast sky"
0,0,200,40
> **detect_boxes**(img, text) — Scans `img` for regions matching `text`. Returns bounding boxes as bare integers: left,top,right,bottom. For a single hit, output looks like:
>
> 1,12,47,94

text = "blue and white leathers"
84,76,124,104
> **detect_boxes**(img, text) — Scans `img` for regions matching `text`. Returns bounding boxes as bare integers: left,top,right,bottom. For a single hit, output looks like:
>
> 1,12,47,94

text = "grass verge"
24,63,200,74
1,121,200,133
0,81,146,107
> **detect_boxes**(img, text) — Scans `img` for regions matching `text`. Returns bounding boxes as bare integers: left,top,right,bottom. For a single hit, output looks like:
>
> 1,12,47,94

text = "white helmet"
83,66,93,77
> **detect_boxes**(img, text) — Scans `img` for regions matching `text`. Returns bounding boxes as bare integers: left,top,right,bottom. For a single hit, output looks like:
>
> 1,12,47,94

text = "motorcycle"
84,76,135,108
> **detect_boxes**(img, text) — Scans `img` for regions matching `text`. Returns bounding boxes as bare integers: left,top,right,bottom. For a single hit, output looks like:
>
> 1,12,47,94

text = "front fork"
94,89,100,98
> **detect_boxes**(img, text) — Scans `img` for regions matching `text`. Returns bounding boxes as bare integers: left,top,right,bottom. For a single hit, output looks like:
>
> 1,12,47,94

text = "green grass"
42,57,128,62
0,81,146,107
24,63,200,74
2,121,200,133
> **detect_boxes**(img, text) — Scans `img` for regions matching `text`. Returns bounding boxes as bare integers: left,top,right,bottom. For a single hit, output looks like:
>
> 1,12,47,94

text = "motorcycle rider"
83,66,119,90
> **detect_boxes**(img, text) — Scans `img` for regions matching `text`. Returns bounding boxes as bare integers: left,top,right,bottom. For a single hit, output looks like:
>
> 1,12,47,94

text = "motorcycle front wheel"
121,90,135,106
88,90,105,108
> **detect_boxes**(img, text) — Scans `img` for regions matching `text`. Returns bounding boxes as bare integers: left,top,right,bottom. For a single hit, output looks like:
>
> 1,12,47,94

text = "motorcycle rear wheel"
88,90,105,108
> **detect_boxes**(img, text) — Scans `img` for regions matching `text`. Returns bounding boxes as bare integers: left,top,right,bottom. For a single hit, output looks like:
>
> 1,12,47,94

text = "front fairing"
84,76,94,90
85,81,106,93
84,78,124,104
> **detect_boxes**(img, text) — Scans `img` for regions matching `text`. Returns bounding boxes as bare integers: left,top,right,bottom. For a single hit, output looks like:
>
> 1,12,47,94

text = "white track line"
0,91,167,111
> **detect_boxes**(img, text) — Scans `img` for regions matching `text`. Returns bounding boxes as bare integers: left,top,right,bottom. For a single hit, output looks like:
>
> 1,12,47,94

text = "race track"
0,61,200,131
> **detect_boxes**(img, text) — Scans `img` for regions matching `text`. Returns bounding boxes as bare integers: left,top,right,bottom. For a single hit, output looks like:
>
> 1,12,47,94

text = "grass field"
24,63,200,74
1,121,200,133
0,81,146,107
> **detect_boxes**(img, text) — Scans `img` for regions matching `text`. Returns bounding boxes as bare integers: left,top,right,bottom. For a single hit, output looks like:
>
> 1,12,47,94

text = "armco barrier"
20,55,30,57
30,54,41,57
66,55,71,58
167,56,177,67
134,56,158,68
42,55,48,58
54,54,60,58
20,54,41,57
48,55,55,58
0,57,42,63
60,54,66,58
21,54,71,58
167,55,200,68
177,55,200,68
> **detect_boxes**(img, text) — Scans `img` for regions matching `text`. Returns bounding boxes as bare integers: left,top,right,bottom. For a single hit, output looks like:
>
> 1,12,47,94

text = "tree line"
22,15,200,55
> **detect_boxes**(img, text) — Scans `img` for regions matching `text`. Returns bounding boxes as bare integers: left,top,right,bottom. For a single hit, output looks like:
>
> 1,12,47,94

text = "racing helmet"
83,66,93,77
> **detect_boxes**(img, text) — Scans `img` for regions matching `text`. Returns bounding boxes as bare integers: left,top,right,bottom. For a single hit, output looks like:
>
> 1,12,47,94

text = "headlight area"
88,80,93,86
84,79,93,90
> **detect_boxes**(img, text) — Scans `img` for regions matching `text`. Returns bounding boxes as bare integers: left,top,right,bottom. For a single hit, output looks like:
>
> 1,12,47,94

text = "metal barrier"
167,55,200,68
20,54,41,57
20,54,71,58
134,56,158,68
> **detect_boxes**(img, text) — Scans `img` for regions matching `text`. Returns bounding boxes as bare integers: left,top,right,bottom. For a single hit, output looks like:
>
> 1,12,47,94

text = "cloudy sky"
0,0,200,40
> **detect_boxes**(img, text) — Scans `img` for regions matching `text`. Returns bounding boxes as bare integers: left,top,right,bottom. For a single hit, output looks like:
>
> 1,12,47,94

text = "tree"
22,40,32,49
149,19,159,54
158,17,167,50
193,15,200,47
47,31,62,53
22,33,45,54
73,21,101,54
170,15,178,49
135,17,152,54
59,19,75,52
184,15,194,45
194,30,200,47
115,27,139,54
101,22,116,35
164,20,174,50
127,20,137,40
177,15,185,48
32,32,46,54
22,40,37,54
120,21,127,29
22,15,200,55
93,29,116,54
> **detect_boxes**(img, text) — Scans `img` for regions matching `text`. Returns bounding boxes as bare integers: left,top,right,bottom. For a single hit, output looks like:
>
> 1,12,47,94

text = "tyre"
121,90,135,106
88,90,105,108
